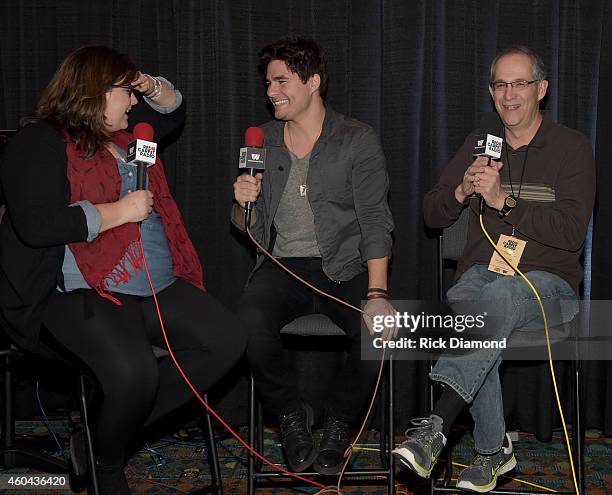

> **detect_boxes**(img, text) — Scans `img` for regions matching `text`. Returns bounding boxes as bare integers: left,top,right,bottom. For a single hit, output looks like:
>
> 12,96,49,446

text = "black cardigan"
0,98,186,353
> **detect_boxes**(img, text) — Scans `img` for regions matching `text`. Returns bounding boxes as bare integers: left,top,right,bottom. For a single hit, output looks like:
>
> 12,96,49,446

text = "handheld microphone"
239,127,266,227
474,113,503,160
473,112,504,213
127,122,157,190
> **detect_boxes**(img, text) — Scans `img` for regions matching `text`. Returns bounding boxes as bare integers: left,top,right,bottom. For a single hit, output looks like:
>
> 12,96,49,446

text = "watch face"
505,196,517,208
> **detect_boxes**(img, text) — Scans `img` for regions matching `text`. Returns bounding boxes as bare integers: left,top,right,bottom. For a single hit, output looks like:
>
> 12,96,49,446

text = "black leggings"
41,280,246,466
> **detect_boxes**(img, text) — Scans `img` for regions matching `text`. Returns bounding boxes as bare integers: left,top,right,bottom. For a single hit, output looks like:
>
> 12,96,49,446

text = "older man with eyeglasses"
393,46,595,493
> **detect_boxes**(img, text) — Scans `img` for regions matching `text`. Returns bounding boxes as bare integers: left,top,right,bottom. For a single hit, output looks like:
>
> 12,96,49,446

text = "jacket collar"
264,105,339,146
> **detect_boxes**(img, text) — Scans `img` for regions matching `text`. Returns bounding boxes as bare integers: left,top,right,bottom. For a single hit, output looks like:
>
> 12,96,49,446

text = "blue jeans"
430,264,577,454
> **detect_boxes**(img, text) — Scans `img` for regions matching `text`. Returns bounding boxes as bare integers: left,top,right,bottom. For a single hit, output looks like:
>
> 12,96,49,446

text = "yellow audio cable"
479,213,579,495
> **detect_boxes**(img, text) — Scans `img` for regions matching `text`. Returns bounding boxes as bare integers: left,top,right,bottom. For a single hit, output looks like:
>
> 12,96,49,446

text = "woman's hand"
96,190,153,233
118,190,154,223
131,71,176,107
131,72,157,97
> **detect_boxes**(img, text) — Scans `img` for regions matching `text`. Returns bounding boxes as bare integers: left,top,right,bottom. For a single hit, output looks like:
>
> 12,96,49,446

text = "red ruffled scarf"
65,129,205,304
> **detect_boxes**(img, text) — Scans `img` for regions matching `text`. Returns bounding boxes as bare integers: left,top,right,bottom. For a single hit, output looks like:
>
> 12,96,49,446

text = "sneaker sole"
456,454,517,493
392,447,434,479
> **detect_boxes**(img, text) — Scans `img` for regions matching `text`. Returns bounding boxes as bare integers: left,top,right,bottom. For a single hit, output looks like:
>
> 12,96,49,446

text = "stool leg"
429,361,436,494
571,359,584,495
1,353,15,453
256,400,264,472
203,394,223,495
388,356,395,494
376,357,396,494
248,375,256,495
0,353,66,473
442,444,453,486
379,366,389,469
78,375,99,495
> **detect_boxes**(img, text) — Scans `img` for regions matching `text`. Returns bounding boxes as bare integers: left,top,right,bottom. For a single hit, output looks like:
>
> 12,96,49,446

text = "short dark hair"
490,45,547,82
259,36,328,100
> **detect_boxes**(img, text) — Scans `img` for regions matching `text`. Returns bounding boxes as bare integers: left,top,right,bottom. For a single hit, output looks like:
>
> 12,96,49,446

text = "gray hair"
490,46,547,82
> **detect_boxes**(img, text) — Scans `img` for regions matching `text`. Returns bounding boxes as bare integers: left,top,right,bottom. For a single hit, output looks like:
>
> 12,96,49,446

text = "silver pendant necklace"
286,124,309,197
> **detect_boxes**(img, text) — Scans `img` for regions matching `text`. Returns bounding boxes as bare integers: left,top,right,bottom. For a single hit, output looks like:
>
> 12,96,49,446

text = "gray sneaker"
456,434,517,493
392,415,447,478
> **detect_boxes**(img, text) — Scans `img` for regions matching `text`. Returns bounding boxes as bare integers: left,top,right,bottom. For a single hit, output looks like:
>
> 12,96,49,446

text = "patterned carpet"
1,421,610,494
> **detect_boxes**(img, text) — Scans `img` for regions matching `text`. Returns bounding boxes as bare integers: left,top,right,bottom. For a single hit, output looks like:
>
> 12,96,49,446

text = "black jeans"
41,279,246,466
238,258,379,423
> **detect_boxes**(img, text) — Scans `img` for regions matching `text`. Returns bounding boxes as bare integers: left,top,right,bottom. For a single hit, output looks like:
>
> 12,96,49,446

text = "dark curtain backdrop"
1,0,611,435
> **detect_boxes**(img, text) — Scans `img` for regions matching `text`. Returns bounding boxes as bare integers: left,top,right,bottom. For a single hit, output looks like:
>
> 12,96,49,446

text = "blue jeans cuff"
475,437,505,455
429,372,474,403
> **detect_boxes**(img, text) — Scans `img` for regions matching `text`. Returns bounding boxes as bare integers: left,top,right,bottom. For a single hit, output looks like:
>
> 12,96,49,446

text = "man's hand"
233,172,263,208
363,298,398,341
455,156,506,209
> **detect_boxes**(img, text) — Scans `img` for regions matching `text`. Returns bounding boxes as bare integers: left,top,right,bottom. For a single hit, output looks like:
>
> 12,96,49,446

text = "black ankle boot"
96,461,131,495
278,403,316,472
313,414,351,475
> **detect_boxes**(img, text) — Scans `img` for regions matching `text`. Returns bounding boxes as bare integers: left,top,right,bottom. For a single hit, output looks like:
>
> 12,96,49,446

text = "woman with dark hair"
0,46,245,494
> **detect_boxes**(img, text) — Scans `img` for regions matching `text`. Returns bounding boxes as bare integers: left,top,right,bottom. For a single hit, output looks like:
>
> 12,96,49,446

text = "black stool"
247,314,395,494
1,342,225,495
150,345,224,495
0,343,100,494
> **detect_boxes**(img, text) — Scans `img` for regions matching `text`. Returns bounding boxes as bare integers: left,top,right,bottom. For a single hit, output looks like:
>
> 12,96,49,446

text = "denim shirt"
62,145,176,295
61,88,181,295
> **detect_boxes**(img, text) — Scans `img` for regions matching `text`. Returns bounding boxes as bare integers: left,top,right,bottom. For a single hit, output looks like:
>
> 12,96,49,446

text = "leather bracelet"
367,293,390,300
367,287,388,295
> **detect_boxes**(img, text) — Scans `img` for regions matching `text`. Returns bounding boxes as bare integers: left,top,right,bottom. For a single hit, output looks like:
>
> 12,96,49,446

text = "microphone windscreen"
133,122,155,141
245,127,265,147
479,112,503,136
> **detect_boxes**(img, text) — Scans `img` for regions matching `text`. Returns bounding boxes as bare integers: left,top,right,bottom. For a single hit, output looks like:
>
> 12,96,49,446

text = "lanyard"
503,127,529,200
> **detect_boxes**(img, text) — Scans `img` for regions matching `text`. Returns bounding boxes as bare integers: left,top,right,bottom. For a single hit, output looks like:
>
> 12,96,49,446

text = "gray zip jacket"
234,107,394,282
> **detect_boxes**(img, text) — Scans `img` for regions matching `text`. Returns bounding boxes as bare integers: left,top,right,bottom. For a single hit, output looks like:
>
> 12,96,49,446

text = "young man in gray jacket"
232,37,395,475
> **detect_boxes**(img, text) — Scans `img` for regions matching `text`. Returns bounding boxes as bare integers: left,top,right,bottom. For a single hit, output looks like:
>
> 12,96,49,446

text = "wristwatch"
498,195,517,217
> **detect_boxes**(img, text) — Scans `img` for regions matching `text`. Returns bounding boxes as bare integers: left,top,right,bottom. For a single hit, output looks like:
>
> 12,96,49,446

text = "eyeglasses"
489,80,540,91
110,84,134,97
